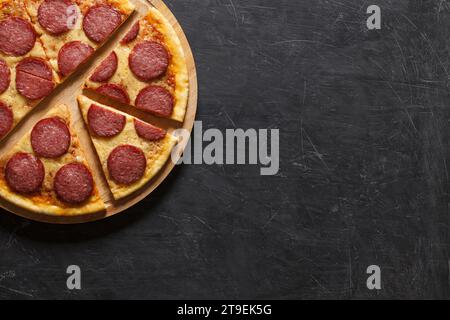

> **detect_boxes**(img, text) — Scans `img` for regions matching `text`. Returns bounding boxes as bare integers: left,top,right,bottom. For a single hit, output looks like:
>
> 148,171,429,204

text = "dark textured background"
1,0,449,299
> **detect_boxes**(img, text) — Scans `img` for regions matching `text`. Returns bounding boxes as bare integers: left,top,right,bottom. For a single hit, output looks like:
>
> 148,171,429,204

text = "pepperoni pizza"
0,104,105,215
77,95,177,200
85,7,189,122
0,2,190,218
0,0,59,141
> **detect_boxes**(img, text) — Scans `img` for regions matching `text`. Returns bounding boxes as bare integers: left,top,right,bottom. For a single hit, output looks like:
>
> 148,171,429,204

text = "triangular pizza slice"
0,0,60,141
0,104,105,215
77,95,178,200
25,0,135,80
84,7,189,122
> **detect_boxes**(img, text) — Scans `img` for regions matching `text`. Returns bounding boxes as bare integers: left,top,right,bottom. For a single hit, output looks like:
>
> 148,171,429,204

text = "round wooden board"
0,0,198,224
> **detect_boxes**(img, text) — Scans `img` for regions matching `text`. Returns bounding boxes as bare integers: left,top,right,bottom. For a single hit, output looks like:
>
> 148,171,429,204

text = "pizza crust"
78,95,178,200
145,7,189,122
0,188,105,216
0,104,105,216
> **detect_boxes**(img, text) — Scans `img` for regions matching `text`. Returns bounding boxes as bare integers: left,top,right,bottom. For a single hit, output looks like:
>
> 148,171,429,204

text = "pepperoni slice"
96,84,130,104
83,4,122,43
5,153,44,194
16,57,53,80
90,51,118,83
0,102,13,140
16,73,54,100
107,145,146,185
31,117,71,158
0,17,36,56
121,21,139,44
0,59,10,94
16,58,55,100
134,119,166,141
135,86,173,117
88,104,126,137
38,0,78,35
58,41,94,77
54,163,94,204
129,41,169,81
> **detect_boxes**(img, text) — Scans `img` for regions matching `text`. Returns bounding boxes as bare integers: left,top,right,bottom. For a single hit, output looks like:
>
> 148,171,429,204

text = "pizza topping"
0,102,13,140
58,41,94,77
16,57,53,80
0,17,36,56
90,51,118,83
83,4,122,43
121,21,140,44
31,117,71,158
16,58,55,100
107,145,146,185
88,104,126,137
38,0,78,35
54,163,94,204
129,41,169,81
96,84,130,104
134,119,166,141
0,59,10,94
5,153,44,194
16,72,54,100
135,86,173,117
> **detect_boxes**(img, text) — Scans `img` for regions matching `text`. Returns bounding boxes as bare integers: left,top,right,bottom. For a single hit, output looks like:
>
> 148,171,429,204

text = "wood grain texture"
0,0,198,224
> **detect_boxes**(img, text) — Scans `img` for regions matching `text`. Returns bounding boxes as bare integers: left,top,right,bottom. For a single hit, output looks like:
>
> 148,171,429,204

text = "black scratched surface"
1,0,450,299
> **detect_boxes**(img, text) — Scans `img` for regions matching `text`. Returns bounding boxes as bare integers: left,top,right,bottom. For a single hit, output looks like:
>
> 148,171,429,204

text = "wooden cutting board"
0,0,198,224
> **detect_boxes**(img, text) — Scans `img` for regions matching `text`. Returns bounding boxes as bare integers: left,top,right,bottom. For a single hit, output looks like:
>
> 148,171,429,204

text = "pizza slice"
85,7,189,122
0,104,105,215
77,95,178,200
0,0,60,141
25,0,135,79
